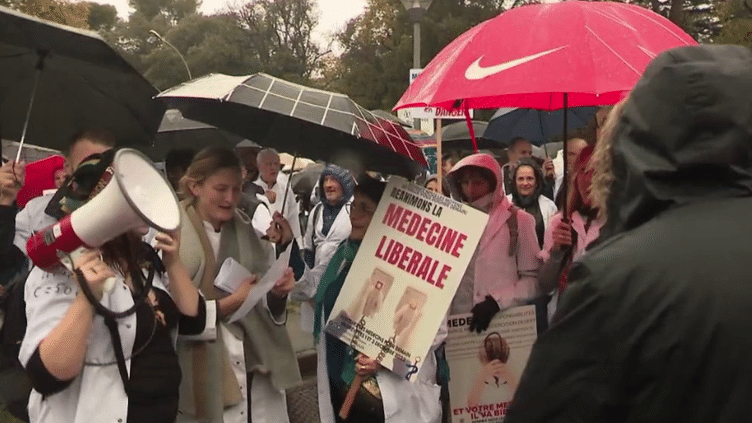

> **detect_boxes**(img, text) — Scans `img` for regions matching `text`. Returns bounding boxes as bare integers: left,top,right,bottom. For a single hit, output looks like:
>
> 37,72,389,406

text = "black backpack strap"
304,203,323,268
507,205,519,257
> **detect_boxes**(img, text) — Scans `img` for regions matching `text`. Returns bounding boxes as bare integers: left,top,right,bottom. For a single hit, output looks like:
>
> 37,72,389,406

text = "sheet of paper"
228,246,291,323
214,258,252,294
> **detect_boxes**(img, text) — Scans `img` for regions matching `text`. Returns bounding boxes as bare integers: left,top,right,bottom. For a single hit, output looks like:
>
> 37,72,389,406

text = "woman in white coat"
446,153,542,333
506,158,558,248
20,149,207,423
282,177,444,423
175,147,300,423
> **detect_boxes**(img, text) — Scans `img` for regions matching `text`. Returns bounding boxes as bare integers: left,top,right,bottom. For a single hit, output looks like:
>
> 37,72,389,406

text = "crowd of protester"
0,44,751,423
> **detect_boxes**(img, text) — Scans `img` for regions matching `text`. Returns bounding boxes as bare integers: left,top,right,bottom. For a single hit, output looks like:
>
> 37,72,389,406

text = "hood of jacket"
447,153,508,211
602,44,752,238
318,163,355,206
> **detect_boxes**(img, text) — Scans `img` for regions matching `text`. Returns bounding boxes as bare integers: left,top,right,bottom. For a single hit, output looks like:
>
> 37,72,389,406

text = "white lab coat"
291,201,351,333
506,194,559,234
254,174,302,245
20,267,214,423
316,304,445,423
14,193,55,254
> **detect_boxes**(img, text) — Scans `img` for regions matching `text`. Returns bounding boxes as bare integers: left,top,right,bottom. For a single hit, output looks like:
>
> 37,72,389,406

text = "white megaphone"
27,149,182,290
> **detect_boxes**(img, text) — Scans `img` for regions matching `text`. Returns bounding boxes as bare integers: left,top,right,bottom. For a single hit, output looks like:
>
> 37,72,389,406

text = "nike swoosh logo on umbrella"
464,46,568,80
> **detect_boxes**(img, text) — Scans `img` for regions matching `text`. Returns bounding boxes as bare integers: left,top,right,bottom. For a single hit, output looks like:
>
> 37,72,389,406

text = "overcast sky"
81,0,368,46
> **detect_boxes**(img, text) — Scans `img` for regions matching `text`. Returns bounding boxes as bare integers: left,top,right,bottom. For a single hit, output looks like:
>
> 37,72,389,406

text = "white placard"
228,247,291,323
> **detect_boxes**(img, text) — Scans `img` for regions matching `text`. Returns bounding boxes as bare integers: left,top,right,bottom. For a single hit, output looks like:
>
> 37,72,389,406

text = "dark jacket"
506,45,752,423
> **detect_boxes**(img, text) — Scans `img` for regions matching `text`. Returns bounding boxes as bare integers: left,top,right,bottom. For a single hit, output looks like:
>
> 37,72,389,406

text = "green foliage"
328,0,531,110
713,0,752,46
234,0,322,82
145,14,257,89
91,0,323,91
7,0,90,28
127,0,198,23
85,2,118,31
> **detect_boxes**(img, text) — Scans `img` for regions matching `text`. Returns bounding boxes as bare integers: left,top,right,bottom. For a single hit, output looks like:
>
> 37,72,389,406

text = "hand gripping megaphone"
27,149,182,279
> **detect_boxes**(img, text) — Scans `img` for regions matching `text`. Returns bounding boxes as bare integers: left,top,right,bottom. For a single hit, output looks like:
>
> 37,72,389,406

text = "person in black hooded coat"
505,44,752,423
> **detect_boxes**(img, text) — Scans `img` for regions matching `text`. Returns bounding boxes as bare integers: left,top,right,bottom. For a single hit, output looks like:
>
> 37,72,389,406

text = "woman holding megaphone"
175,147,299,423
19,149,209,423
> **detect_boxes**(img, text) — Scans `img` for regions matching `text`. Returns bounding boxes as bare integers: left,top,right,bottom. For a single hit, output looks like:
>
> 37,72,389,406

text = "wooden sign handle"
338,373,366,420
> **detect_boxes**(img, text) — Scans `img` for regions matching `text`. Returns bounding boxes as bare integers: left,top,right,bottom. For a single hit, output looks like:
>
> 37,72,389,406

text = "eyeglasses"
346,202,376,215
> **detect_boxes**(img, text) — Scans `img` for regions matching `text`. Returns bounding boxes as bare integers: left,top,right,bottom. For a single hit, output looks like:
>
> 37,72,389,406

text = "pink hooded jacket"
448,154,542,312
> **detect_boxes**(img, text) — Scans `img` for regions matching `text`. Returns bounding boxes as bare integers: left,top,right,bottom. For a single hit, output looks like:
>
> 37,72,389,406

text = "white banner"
324,177,488,380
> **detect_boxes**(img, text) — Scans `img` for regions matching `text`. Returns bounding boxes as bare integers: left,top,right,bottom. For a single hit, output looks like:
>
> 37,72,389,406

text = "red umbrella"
394,0,697,215
394,0,697,111
16,154,65,208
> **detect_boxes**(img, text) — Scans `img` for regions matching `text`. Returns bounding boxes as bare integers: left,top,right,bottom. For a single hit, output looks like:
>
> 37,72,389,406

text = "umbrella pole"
562,93,570,220
463,102,478,153
282,152,298,213
16,53,46,162
540,111,549,159
436,119,443,194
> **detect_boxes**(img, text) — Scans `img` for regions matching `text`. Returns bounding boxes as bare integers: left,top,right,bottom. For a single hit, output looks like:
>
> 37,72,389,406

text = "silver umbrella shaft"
16,55,44,162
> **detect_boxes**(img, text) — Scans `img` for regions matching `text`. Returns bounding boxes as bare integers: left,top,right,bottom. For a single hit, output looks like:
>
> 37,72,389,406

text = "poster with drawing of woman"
445,306,537,422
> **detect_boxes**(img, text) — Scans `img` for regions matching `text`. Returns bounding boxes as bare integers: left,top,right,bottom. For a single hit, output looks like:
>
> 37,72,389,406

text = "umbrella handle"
276,152,298,241
561,93,569,220
16,52,47,162
281,152,297,213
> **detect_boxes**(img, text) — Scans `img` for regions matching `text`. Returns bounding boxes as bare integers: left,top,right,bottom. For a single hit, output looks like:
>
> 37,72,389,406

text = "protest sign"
324,176,488,380
446,306,537,422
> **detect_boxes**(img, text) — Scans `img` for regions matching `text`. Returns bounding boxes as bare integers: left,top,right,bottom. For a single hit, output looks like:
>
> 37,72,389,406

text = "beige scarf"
178,201,301,421
183,204,244,418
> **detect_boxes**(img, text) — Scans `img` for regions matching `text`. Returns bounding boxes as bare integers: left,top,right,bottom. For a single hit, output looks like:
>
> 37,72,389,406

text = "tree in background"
85,2,118,31
3,0,89,28
589,0,719,42
713,0,752,46
233,0,324,83
327,0,533,110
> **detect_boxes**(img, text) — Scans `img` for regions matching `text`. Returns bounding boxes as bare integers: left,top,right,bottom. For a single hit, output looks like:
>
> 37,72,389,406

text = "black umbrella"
290,162,325,198
440,120,501,150
0,6,164,157
483,106,597,146
157,73,427,178
369,109,410,127
145,109,247,161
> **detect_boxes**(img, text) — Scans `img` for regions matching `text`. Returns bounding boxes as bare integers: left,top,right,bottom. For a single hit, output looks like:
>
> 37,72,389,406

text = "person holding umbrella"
537,145,604,325
254,149,302,245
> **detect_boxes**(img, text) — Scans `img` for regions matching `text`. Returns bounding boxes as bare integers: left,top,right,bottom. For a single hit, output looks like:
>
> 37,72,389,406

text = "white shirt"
254,173,302,245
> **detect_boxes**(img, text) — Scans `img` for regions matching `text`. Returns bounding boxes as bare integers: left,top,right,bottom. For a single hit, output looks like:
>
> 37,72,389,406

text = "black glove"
469,296,500,333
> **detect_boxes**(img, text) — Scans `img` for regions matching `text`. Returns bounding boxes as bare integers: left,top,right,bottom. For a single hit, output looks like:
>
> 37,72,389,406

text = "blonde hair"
178,147,242,204
590,97,629,221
